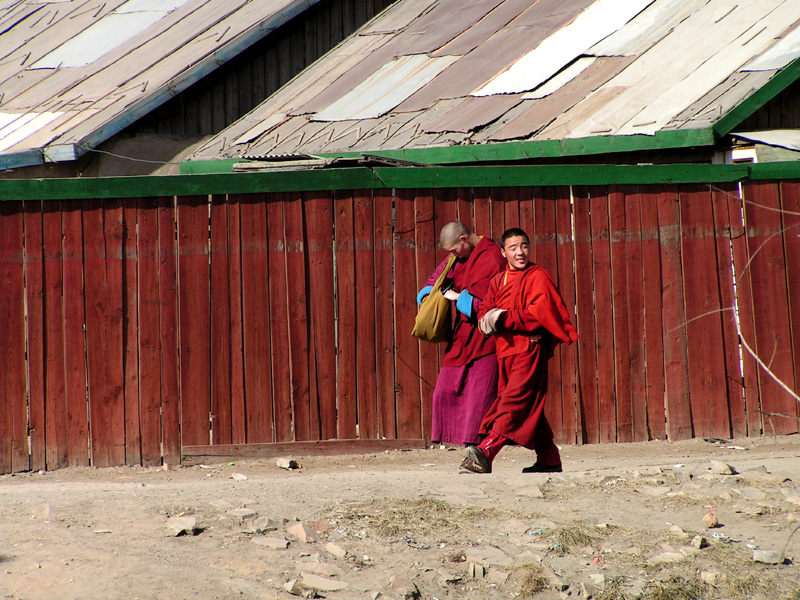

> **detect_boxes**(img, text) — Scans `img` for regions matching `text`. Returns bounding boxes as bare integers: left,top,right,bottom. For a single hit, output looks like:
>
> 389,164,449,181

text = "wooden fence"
1,180,798,473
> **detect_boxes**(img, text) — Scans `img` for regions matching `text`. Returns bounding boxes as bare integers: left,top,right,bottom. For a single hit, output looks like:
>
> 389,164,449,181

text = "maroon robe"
422,237,505,444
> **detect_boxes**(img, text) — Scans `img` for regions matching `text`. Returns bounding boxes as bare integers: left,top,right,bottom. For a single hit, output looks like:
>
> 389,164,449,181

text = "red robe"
477,263,578,451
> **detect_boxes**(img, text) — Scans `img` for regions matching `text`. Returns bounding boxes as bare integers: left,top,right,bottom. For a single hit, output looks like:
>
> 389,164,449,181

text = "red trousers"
478,341,560,464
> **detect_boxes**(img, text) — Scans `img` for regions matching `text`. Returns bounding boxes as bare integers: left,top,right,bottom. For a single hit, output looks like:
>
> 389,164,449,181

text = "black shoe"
460,446,491,474
522,462,562,473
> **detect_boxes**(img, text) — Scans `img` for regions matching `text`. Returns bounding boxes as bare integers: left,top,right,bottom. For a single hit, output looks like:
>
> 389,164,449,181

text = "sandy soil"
2,434,800,600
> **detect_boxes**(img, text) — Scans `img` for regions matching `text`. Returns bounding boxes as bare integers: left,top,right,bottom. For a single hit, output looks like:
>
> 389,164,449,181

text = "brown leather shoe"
460,446,491,474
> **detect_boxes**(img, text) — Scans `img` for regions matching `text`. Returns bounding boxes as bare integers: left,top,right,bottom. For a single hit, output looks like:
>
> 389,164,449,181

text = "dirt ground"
2,434,800,600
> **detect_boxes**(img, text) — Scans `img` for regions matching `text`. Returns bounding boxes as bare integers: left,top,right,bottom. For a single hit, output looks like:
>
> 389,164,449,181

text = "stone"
277,457,300,470
231,472,248,481
738,487,767,501
166,516,197,536
701,512,719,529
641,485,671,497
783,495,800,506
691,535,708,549
246,517,280,534
389,576,420,599
253,536,289,549
438,568,461,584
283,579,318,598
297,562,344,578
301,573,349,592
324,542,347,558
650,552,685,564
227,508,258,523
752,549,784,564
486,569,509,585
669,525,686,536
464,545,513,567
468,563,485,579
306,520,333,535
287,522,318,543
501,519,530,534
709,460,736,475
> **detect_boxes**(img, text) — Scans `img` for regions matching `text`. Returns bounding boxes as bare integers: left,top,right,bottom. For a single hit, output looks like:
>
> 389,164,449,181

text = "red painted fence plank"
123,199,141,465
305,191,337,440
0,203,27,473
137,198,163,465
62,205,89,467
210,195,233,445
266,193,292,443
354,190,379,439
44,203,67,470
779,181,800,425
572,188,599,444
639,188,666,440
374,191,397,439
711,184,746,438
226,197,246,445
23,203,46,471
284,193,313,441
658,187,692,441
741,182,798,435
394,189,422,439
83,199,125,467
159,199,181,466
239,195,273,442
335,191,358,439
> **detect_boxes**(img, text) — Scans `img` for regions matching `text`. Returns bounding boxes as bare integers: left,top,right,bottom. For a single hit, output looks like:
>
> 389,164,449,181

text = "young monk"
460,227,578,474
417,222,506,446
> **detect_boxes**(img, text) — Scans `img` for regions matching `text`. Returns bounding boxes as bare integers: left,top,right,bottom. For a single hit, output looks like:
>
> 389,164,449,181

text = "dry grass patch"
513,563,549,598
641,575,706,600
323,497,502,538
546,520,609,555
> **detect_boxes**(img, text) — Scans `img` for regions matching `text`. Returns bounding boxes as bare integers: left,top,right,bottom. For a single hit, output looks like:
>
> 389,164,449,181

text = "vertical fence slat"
354,190,379,438
227,197,246,444
639,188,666,440
137,198,162,464
573,188,599,444
590,188,617,443
305,191,337,440
335,191,358,439
659,187,692,441
414,190,437,443
609,187,633,443
555,186,578,445
474,188,491,238
159,199,181,465
779,181,800,425
240,196,273,442
44,203,67,469
374,190,396,439
83,199,125,467
62,205,89,466
0,203,28,473
24,202,46,471
123,199,141,465
178,196,212,446
456,188,474,230
266,194,292,442
741,182,798,435
622,187,648,442
395,189,421,439
284,194,312,441
680,184,732,439
489,188,505,242
712,184,747,438
210,195,233,445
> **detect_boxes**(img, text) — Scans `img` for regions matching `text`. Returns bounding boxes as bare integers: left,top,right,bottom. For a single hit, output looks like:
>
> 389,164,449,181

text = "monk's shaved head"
440,221,470,248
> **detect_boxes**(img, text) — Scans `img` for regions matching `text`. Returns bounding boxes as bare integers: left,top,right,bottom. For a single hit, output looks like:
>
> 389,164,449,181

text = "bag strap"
431,254,457,292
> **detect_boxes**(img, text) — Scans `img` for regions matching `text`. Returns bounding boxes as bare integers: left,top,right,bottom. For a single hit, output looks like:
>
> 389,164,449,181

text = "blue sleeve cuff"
417,286,433,305
456,290,474,317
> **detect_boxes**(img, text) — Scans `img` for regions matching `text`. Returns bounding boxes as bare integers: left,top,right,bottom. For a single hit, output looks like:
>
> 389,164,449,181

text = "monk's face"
501,235,530,270
443,235,472,259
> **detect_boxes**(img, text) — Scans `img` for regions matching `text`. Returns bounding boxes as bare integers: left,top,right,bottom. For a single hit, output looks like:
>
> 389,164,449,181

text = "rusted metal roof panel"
0,0,327,168
189,0,800,163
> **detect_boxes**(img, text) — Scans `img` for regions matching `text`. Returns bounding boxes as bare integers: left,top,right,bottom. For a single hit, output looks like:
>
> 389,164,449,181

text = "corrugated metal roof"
0,0,325,169
188,0,800,163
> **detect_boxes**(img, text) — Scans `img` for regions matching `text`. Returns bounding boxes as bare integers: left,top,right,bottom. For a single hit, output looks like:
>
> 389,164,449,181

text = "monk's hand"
479,308,506,335
442,289,460,301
